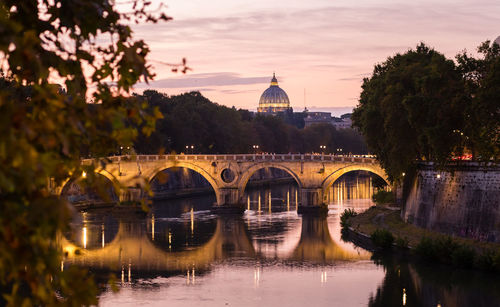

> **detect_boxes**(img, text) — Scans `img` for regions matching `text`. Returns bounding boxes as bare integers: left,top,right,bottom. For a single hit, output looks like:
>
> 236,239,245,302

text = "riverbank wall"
402,162,500,243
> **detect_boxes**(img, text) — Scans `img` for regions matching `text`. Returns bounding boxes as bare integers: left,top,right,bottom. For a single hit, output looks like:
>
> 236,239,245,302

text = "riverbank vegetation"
342,207,500,272
131,90,368,155
352,41,500,181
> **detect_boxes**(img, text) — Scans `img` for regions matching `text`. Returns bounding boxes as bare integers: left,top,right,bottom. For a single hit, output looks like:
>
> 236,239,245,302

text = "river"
62,174,500,306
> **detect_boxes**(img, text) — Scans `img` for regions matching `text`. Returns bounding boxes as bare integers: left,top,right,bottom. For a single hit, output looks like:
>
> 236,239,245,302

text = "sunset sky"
132,0,499,113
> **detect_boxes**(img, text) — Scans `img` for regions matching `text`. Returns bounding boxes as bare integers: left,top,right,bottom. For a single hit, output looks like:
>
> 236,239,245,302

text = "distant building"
332,117,352,129
304,112,332,127
304,112,352,129
257,73,293,114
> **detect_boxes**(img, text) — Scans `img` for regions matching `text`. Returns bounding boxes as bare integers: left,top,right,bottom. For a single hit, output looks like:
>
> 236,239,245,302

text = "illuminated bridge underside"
63,154,388,210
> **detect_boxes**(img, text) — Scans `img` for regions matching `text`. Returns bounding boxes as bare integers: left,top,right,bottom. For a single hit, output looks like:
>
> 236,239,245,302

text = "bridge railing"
82,154,378,164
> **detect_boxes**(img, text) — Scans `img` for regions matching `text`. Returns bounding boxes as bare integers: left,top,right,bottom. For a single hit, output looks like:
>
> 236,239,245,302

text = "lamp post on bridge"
336,148,343,156
252,145,259,154
185,145,194,154
319,145,326,155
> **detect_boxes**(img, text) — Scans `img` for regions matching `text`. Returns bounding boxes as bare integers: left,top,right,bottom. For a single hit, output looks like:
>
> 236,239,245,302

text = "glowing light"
287,191,290,211
82,226,87,249
151,214,155,241
254,266,261,287
101,224,105,248
268,190,271,213
247,195,250,210
320,271,327,284
190,208,194,235
437,174,441,179
121,266,124,284
128,263,131,283
258,194,261,213
295,190,298,211
168,231,172,250
82,171,86,178
61,261,64,272
402,288,406,306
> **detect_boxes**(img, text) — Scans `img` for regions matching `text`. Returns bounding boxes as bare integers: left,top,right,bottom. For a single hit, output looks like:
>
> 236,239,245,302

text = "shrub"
476,249,500,272
371,229,395,249
451,245,476,268
395,236,409,249
372,190,394,205
340,208,358,229
415,237,437,261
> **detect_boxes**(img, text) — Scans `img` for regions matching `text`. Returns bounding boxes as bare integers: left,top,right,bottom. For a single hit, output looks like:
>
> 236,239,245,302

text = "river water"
63,174,500,307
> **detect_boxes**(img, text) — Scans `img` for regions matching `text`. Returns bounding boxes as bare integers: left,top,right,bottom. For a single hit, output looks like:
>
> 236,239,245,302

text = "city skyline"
132,0,499,111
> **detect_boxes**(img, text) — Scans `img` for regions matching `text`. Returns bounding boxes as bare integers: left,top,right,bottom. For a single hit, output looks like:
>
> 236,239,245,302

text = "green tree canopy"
456,40,500,159
352,43,468,181
0,1,182,305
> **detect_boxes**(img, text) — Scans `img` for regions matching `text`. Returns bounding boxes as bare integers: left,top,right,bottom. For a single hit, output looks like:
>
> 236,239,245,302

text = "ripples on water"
62,175,500,307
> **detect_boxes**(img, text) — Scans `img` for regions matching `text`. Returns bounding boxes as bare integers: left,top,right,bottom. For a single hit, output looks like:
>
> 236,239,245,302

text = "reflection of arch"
61,173,118,204
322,165,389,194
238,163,302,196
61,217,255,271
291,215,371,262
148,162,220,202
146,215,218,252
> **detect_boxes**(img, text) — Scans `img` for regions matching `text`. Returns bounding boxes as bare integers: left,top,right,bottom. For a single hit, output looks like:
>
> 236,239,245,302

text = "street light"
336,148,343,156
319,145,326,154
185,145,189,154
120,146,123,155
190,145,194,154
252,145,259,154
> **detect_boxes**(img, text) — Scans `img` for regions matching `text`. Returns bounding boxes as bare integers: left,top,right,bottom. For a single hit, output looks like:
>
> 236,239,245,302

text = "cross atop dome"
270,72,278,86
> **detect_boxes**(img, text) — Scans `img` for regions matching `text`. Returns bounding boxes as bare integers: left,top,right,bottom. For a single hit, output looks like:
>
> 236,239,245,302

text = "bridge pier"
212,187,245,214
297,187,328,215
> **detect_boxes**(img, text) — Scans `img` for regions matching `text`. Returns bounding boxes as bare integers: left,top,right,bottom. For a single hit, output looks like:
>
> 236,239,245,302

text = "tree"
352,43,467,181
0,1,184,305
456,40,500,160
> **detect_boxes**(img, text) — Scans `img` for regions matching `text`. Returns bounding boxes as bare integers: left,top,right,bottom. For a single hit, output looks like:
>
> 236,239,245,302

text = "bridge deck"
82,154,377,164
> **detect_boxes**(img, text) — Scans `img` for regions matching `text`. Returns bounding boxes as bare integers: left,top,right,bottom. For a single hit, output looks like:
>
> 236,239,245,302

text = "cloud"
135,72,271,89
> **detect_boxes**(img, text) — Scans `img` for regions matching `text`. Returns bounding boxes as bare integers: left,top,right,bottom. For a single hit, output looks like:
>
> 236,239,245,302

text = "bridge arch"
60,172,119,205
321,164,390,196
148,162,221,204
237,162,302,197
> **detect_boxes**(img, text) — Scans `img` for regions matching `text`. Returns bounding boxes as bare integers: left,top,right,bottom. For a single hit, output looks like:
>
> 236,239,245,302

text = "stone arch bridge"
61,154,388,213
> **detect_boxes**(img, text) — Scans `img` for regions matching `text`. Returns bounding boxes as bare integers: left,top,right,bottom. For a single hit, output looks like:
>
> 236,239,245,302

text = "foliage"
370,229,394,249
340,208,358,229
133,90,369,154
415,236,481,269
0,0,184,305
456,40,500,159
371,190,394,205
352,43,469,181
395,236,409,249
475,249,500,272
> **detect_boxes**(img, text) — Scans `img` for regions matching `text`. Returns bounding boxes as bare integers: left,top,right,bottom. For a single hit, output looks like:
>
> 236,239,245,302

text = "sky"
130,0,500,112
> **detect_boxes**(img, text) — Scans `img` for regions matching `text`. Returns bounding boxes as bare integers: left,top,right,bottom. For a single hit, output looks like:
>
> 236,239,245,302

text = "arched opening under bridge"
60,173,119,208
239,164,301,213
322,167,389,208
148,166,220,245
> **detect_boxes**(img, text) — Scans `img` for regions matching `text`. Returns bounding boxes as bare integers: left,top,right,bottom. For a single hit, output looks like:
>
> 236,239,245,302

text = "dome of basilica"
257,73,292,113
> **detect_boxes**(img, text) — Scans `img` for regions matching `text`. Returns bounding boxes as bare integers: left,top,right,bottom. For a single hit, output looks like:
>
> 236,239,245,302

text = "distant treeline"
132,90,367,154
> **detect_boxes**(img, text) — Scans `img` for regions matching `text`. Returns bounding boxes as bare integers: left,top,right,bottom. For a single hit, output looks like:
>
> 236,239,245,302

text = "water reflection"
369,253,500,307
61,173,500,307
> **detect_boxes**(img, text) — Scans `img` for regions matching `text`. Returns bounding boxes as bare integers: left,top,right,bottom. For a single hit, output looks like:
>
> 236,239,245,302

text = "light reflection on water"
62,174,500,307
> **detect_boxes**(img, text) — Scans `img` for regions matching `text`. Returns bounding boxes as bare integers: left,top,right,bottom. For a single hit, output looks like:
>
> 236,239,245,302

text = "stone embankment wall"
403,162,500,243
